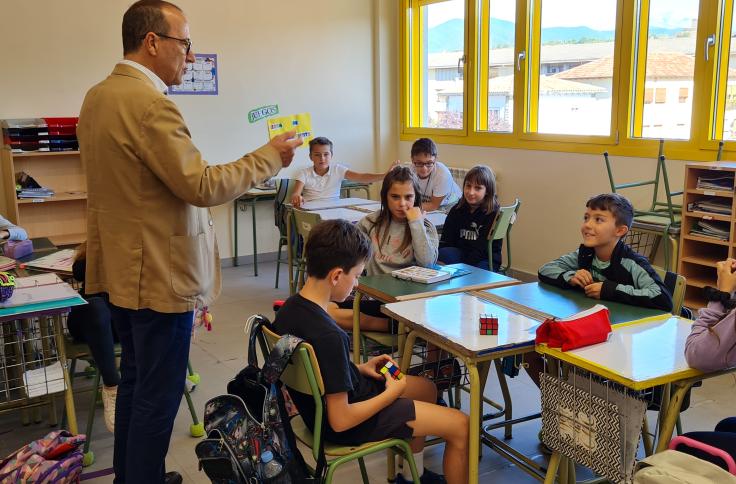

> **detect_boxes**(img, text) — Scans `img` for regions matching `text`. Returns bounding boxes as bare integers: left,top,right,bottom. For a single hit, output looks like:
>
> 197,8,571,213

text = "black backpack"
195,315,322,483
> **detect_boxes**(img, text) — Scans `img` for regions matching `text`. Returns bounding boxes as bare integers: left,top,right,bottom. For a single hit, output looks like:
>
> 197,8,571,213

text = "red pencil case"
535,304,612,351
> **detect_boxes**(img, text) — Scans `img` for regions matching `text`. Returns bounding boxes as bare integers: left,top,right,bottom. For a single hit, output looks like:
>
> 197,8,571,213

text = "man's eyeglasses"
412,161,435,168
154,33,192,55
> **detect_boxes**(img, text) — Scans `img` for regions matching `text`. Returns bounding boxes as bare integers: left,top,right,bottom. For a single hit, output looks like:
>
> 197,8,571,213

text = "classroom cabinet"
679,162,736,309
0,149,86,246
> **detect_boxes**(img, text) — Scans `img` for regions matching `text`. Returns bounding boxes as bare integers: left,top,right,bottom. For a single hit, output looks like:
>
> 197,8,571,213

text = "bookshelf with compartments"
679,162,736,309
0,149,86,246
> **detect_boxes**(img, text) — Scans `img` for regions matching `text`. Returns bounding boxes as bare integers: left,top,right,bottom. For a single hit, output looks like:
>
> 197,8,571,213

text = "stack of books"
17,187,55,199
696,173,734,191
690,219,730,241
687,199,732,216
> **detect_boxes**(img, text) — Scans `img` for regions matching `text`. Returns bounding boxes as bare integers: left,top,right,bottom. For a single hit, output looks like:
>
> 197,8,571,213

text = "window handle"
457,55,466,75
517,51,526,71
705,34,716,62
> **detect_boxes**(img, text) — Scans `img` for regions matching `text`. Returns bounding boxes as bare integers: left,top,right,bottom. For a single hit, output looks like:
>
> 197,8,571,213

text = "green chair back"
488,198,521,274
292,209,323,289
653,266,686,316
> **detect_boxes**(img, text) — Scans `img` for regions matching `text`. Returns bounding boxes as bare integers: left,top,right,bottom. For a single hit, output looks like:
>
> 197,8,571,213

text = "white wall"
0,0,382,260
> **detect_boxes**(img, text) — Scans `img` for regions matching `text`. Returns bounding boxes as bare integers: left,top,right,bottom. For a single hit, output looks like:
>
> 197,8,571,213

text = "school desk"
478,282,667,324
352,264,518,364
297,197,375,211
233,186,277,275
340,180,371,198
536,316,736,484
0,288,87,435
382,292,540,483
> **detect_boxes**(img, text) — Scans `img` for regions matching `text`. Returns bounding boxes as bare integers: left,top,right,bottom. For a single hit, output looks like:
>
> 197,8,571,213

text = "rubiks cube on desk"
380,361,403,380
479,314,498,335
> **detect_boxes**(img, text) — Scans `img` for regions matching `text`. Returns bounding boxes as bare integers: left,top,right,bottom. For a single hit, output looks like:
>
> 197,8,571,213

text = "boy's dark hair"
308,137,333,155
305,220,371,279
122,0,182,55
410,138,438,158
586,193,634,228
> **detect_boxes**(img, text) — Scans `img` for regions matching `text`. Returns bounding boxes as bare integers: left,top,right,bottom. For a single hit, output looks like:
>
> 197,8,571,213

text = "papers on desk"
23,361,66,398
23,249,75,274
391,265,471,284
0,273,79,308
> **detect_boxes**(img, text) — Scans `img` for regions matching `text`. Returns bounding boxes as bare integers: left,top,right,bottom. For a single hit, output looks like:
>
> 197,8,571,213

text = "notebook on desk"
391,265,472,284
23,249,74,275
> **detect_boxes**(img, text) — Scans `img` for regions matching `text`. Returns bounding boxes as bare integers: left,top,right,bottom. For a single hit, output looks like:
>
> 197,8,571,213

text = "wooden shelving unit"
0,148,86,246
679,161,736,309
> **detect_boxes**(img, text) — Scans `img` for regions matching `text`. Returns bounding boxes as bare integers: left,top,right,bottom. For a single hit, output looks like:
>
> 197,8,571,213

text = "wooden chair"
487,198,521,274
260,325,419,483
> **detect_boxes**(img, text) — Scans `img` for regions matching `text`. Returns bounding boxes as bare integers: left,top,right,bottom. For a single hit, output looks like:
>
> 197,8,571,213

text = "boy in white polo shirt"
291,137,397,207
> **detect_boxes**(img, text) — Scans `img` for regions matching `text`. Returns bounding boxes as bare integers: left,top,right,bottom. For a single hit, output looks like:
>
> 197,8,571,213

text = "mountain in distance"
428,18,682,52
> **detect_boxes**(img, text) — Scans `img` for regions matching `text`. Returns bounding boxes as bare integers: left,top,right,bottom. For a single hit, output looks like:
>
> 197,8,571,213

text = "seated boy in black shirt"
273,220,469,484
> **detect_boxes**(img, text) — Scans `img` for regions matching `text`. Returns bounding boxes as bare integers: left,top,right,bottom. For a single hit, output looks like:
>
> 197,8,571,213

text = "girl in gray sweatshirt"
356,167,438,275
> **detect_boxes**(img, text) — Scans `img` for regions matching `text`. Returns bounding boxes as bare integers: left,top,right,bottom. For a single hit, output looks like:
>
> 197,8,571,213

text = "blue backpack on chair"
195,315,320,483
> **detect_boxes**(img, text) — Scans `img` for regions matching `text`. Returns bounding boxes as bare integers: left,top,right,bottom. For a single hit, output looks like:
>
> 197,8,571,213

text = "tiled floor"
1,262,734,482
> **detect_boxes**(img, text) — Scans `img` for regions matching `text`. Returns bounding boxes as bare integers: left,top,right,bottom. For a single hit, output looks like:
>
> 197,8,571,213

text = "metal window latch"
517,51,526,71
457,54,466,74
705,34,716,62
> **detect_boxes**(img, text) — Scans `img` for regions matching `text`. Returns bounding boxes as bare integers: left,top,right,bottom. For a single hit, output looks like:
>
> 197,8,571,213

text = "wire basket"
540,364,647,484
624,229,661,263
0,316,66,406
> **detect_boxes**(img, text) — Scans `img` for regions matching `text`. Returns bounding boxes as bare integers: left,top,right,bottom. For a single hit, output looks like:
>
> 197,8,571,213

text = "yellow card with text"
267,112,313,146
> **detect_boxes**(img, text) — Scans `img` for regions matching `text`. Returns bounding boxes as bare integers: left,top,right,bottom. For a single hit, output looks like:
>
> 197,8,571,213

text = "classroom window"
530,0,617,136
634,0,699,140
477,0,516,133
407,0,466,130
716,1,736,141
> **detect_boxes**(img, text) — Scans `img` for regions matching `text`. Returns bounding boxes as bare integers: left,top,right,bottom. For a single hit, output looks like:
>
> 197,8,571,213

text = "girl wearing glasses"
409,138,461,212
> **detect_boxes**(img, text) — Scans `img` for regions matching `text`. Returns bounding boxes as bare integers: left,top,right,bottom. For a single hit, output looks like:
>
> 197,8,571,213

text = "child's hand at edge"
383,368,407,398
569,269,594,288
290,194,303,208
584,282,603,299
387,160,401,172
716,258,736,294
406,206,423,222
360,354,393,380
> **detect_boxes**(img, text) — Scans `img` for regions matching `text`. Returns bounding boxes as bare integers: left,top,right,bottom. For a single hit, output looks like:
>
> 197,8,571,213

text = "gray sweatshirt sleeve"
409,218,438,267
685,300,736,372
0,214,27,241
538,250,580,288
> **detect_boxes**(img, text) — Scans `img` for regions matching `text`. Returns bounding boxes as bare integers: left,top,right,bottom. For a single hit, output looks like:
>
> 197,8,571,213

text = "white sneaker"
101,385,117,433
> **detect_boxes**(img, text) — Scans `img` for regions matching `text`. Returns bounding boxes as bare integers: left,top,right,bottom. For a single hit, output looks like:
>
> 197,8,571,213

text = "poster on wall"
168,53,218,95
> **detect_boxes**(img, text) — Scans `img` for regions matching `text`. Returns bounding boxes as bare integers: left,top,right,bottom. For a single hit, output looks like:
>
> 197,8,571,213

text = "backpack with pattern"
0,430,85,483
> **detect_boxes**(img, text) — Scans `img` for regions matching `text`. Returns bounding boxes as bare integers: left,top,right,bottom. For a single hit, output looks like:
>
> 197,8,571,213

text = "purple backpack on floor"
0,430,85,483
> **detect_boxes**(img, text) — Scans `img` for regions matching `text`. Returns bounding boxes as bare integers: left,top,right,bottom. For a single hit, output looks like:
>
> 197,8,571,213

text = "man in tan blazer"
77,1,302,482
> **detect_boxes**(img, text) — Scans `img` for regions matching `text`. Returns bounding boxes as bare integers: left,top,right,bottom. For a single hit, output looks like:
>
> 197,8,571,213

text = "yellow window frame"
401,0,470,137
399,0,736,162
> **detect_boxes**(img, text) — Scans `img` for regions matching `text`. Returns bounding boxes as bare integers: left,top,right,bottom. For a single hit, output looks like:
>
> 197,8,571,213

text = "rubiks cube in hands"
479,314,498,335
380,361,403,380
